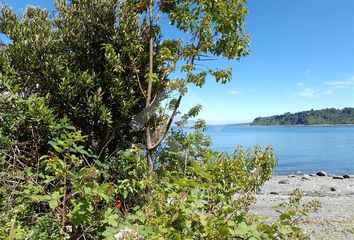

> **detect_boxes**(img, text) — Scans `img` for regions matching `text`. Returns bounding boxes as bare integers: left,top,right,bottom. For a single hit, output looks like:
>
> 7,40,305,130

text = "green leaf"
48,191,62,209
279,226,293,236
127,210,146,224
102,226,117,240
48,141,62,153
279,212,291,221
103,208,119,227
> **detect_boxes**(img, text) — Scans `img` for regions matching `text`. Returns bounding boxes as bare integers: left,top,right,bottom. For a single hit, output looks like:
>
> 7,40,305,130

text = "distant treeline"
251,108,354,125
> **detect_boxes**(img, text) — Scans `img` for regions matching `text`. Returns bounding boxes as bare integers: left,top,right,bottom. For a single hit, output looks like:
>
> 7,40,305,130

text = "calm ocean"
201,125,354,175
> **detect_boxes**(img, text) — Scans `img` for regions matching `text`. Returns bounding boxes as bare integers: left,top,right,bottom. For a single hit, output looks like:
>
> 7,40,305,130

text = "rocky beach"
251,173,354,239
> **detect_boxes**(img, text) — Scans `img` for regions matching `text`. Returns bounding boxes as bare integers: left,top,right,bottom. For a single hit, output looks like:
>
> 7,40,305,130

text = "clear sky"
1,0,354,124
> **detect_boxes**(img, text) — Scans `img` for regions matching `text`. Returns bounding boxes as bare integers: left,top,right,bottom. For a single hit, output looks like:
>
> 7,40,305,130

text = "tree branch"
149,94,182,150
129,56,147,98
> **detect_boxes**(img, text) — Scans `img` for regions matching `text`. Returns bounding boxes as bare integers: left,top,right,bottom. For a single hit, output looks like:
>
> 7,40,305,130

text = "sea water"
201,125,354,175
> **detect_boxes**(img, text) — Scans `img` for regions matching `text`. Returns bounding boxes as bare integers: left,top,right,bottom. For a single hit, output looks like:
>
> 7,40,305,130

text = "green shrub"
102,144,319,240
0,124,118,239
0,121,320,239
109,143,276,239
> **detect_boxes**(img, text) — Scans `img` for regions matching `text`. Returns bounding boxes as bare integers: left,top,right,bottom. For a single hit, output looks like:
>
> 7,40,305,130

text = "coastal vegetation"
0,0,319,239
251,108,354,126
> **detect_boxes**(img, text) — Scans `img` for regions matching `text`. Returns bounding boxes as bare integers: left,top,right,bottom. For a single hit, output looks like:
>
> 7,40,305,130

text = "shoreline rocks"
281,171,354,179
316,171,327,176
269,173,354,196
251,174,354,240
278,179,290,184
301,174,311,180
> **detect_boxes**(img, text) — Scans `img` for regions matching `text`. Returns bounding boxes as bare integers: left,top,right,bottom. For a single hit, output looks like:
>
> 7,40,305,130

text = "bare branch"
129,56,147,98
149,94,182,150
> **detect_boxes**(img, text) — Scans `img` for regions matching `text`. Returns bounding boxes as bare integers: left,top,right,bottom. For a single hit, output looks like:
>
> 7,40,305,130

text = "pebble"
343,175,350,179
317,171,327,177
333,176,344,180
310,174,316,177
288,174,296,178
330,187,336,191
301,174,311,180
270,191,279,195
294,171,302,175
279,179,290,184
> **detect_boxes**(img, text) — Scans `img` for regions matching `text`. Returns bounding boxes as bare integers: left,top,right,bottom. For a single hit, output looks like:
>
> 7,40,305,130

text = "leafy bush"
115,145,276,239
0,120,122,239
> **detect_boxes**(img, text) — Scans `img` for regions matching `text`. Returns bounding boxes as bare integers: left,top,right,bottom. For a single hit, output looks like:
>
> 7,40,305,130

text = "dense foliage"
0,0,319,239
0,0,154,157
0,121,319,239
251,107,354,126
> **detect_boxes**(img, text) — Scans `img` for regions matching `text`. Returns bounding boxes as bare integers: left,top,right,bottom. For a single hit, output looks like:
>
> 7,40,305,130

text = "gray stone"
270,192,279,195
316,171,327,177
343,175,350,179
279,179,290,184
330,187,336,191
333,176,344,180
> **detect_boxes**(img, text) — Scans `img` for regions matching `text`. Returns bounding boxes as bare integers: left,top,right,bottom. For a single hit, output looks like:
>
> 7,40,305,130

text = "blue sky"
1,0,354,124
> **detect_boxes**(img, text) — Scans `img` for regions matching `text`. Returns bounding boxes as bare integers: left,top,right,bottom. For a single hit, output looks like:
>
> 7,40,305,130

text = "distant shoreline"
251,107,354,126
273,171,354,176
206,123,354,127
249,123,354,127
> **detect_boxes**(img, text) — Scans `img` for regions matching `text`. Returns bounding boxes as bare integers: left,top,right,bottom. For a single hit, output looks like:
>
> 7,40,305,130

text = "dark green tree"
0,0,159,161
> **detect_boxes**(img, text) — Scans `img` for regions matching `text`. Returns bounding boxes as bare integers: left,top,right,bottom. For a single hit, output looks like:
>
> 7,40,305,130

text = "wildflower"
115,199,121,209
114,227,141,240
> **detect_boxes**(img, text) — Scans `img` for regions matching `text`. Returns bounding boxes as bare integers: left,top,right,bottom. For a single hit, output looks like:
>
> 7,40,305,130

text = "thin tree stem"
61,170,67,240
184,146,189,176
146,0,154,172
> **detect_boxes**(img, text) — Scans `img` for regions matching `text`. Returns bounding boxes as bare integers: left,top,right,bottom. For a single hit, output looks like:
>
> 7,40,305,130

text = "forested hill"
251,108,354,125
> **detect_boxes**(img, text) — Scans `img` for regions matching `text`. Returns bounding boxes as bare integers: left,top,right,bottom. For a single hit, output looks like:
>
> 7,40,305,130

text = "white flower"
65,225,73,233
114,227,141,240
167,197,174,205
